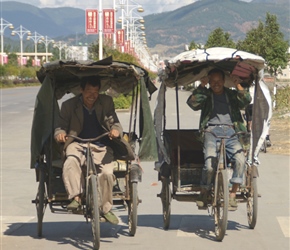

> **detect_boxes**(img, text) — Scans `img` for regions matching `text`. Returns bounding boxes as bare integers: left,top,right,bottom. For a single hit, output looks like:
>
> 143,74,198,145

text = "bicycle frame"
213,137,227,207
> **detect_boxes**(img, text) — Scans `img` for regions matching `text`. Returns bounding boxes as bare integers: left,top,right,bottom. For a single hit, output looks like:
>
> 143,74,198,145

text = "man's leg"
92,145,118,224
63,142,85,210
227,135,245,208
197,130,218,207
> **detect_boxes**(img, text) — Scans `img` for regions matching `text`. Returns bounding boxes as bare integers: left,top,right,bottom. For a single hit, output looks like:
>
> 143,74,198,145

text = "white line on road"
277,217,290,237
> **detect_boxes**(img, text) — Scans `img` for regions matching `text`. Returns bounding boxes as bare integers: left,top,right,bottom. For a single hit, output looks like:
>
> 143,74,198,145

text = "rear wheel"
213,169,228,241
247,177,258,229
36,165,47,237
161,178,171,230
88,175,100,250
128,182,138,236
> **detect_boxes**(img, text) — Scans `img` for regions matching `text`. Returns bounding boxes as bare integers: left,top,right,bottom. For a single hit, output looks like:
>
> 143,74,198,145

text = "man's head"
208,68,225,95
80,76,101,109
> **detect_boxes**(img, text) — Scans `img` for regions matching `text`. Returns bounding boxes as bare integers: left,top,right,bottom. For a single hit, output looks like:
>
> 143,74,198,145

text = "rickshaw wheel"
247,177,258,229
214,169,228,241
128,182,138,236
36,165,47,237
88,175,100,250
161,178,171,230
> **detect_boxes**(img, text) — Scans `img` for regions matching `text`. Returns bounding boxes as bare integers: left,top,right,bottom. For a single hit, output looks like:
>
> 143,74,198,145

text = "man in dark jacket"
187,68,251,209
54,75,133,224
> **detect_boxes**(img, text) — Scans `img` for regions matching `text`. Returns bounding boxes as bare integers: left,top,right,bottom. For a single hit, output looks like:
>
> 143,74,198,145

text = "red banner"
86,9,98,34
103,9,115,34
124,40,132,53
116,29,125,46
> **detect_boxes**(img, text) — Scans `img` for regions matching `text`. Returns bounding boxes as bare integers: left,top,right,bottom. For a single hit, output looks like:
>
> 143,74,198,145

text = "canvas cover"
30,57,157,169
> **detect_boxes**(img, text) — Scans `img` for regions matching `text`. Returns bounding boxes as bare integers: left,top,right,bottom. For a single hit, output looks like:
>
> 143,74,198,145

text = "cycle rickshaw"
30,57,157,249
155,47,272,241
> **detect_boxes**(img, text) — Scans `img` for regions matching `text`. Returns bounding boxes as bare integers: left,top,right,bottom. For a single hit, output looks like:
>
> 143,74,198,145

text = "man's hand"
200,76,208,87
231,75,244,90
56,133,67,143
109,129,120,139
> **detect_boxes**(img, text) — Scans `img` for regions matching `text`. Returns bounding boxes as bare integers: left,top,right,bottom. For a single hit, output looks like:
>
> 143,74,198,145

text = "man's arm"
231,75,252,109
54,101,70,143
186,76,210,111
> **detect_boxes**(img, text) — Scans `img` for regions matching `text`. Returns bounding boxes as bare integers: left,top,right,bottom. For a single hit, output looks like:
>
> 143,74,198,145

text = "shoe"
103,211,119,225
196,192,209,209
229,196,238,208
67,199,81,211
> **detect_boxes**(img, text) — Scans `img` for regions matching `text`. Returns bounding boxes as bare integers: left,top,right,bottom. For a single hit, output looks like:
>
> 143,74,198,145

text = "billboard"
86,9,98,34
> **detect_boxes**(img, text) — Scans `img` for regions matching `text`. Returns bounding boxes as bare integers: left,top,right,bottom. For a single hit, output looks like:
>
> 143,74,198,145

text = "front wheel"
88,175,100,250
128,182,138,236
36,165,47,237
247,177,258,229
213,169,228,241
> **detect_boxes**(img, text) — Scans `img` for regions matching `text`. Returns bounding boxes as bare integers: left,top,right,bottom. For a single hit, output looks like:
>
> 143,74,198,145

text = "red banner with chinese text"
116,29,125,46
103,9,115,34
86,9,98,34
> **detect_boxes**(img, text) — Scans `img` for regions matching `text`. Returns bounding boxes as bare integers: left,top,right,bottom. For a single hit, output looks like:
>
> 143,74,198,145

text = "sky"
2,0,252,15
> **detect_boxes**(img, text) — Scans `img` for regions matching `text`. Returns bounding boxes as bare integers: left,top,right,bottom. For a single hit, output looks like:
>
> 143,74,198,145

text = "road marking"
277,217,290,237
177,216,215,237
1,216,35,236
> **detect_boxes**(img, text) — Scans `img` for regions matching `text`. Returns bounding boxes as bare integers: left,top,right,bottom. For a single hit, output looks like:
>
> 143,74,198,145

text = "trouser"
201,126,245,190
63,142,115,214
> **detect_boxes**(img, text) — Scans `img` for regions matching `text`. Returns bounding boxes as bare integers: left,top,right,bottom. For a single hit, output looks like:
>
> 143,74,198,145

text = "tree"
205,28,236,48
237,13,289,76
188,40,203,50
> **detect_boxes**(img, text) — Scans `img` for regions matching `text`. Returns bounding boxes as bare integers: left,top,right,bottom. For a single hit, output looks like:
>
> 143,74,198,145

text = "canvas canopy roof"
36,56,157,99
160,47,265,88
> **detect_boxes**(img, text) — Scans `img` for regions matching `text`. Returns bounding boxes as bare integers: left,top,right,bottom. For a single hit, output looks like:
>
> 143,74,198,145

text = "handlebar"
66,132,110,143
200,129,249,139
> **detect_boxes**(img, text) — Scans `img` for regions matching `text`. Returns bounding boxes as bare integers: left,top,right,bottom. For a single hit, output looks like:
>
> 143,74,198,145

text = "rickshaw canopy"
157,47,271,165
31,57,158,168
160,47,265,88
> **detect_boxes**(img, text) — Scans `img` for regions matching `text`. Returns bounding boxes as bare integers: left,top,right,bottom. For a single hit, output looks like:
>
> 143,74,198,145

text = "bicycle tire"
214,169,228,241
88,175,100,250
36,165,47,237
128,182,138,236
247,177,258,229
161,178,171,230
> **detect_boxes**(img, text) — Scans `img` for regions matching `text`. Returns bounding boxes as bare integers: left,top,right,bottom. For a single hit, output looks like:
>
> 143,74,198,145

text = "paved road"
0,86,289,250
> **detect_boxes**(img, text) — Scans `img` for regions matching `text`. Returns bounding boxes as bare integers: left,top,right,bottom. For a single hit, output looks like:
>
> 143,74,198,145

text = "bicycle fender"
130,163,142,182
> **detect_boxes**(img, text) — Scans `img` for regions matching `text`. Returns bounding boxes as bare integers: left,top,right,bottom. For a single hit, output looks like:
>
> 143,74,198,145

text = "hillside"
1,0,289,58
145,0,289,57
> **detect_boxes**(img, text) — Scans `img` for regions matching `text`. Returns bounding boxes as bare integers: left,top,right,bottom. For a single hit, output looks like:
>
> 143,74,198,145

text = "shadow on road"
3,213,250,248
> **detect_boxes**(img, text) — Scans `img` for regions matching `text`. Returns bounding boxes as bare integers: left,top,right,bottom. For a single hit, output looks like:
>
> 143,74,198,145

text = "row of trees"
189,13,289,76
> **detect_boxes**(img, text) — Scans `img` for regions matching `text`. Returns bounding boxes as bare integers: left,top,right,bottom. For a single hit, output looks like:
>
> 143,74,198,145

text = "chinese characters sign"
86,9,98,34
103,9,115,34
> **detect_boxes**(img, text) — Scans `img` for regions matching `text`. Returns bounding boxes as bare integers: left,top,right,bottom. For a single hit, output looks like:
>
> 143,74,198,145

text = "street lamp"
53,41,67,60
11,25,31,66
38,36,54,63
0,18,13,65
115,0,144,47
27,31,44,66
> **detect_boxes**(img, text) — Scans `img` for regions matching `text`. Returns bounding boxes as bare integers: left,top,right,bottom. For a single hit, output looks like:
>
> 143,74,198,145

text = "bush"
276,86,290,111
113,94,131,109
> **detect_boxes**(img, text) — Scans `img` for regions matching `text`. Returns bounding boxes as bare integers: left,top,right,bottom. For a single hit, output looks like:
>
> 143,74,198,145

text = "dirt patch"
267,113,290,155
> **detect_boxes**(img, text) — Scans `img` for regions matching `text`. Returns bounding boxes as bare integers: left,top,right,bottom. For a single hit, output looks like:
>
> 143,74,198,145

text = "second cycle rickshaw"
30,57,157,249
155,47,272,240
